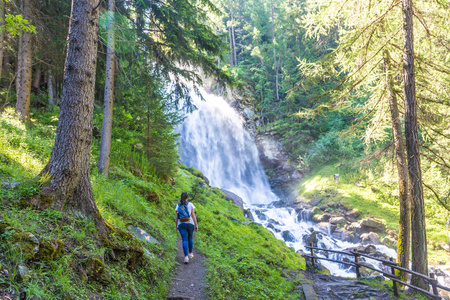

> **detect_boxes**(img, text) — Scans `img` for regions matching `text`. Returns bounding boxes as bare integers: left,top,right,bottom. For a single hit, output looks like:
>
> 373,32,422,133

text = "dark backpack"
177,202,190,222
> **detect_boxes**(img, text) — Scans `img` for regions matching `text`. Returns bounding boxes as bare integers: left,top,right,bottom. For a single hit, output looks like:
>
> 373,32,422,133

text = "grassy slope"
296,159,449,264
0,108,306,299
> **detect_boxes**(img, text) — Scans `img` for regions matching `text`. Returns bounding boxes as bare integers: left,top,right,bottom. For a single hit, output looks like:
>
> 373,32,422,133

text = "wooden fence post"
310,243,316,270
354,250,361,279
389,257,398,297
430,273,439,297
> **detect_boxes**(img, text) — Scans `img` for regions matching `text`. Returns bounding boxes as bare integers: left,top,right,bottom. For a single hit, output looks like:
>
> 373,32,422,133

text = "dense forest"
0,0,449,298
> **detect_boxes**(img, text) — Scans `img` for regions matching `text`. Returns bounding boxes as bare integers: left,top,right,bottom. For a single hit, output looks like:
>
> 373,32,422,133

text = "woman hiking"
175,192,198,264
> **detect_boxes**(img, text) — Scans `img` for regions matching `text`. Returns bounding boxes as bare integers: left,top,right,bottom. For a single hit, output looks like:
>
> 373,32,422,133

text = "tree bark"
36,0,105,235
270,0,279,101
0,1,5,82
32,67,41,91
15,0,33,121
48,69,55,106
98,0,116,176
384,50,410,283
401,0,428,290
228,25,233,65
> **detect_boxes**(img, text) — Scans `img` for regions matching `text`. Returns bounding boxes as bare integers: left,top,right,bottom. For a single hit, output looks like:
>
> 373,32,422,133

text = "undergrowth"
0,108,306,299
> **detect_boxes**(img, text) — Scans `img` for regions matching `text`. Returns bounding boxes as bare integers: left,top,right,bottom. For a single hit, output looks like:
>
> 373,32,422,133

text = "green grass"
0,108,306,299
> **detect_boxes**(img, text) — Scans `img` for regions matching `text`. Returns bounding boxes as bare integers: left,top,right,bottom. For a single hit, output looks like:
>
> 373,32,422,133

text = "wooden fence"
301,244,450,300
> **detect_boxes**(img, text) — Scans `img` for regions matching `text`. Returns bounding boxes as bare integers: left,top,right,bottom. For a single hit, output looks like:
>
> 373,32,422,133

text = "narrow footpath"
167,238,207,300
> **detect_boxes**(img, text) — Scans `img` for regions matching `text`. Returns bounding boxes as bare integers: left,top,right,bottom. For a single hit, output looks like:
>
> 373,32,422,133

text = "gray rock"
254,210,267,221
310,198,323,206
332,228,354,243
313,213,331,223
221,189,244,211
329,216,346,225
127,225,159,244
16,265,28,282
360,232,381,245
359,218,386,232
345,208,360,219
244,209,254,221
282,230,296,242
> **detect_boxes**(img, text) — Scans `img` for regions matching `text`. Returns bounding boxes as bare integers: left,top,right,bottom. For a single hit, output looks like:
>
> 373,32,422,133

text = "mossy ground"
297,159,450,264
0,108,306,299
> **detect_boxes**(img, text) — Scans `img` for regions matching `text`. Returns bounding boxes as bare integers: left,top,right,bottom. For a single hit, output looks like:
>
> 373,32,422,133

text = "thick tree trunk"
384,50,410,283
401,0,428,289
0,1,5,82
15,0,33,121
270,0,279,101
36,0,105,234
48,69,55,106
98,0,116,176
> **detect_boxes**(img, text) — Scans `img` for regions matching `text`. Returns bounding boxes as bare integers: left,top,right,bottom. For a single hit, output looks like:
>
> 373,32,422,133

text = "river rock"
359,218,386,233
303,231,320,247
332,228,355,243
221,189,244,212
381,236,396,248
329,216,346,225
313,213,331,223
360,232,381,244
315,222,331,234
244,209,254,221
282,230,296,242
345,208,360,219
253,210,267,221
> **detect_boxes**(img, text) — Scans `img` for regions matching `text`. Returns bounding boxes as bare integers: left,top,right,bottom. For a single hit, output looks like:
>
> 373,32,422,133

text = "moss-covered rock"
34,238,64,261
85,257,111,283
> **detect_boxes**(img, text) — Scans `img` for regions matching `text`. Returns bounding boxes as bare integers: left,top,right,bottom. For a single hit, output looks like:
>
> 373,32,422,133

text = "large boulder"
332,228,355,243
329,216,347,226
359,218,386,233
313,213,331,223
282,230,296,243
221,189,245,212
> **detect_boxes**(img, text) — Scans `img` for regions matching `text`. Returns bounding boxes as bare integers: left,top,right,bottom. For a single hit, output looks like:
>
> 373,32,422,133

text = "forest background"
0,0,449,298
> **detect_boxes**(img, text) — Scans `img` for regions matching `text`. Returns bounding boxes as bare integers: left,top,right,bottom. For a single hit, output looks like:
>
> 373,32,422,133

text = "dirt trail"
167,238,207,300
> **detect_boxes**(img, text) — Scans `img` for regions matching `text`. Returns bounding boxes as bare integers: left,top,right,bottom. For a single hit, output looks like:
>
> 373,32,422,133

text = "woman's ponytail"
180,192,188,206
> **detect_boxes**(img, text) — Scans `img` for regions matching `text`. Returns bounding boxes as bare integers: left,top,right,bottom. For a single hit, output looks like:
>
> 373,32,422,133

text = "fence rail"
302,244,449,300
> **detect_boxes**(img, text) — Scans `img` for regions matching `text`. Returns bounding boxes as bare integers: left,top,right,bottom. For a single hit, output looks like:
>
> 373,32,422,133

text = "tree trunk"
16,35,23,96
270,0,279,101
98,0,116,176
15,0,33,121
0,1,5,82
48,69,55,106
384,50,410,283
228,25,233,65
33,67,41,91
231,11,237,66
401,0,428,289
36,0,105,235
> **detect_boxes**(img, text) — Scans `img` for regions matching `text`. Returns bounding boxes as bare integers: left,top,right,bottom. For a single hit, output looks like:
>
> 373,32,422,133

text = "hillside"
0,108,306,299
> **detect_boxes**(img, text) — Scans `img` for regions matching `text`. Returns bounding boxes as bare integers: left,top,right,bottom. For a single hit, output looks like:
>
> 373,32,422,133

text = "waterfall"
177,90,277,205
177,89,396,277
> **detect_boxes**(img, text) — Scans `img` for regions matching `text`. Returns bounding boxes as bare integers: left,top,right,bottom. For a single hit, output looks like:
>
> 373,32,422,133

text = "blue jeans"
178,223,195,256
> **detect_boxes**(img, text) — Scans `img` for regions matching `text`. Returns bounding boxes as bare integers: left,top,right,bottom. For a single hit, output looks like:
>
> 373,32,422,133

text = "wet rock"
329,216,346,225
361,232,381,245
253,210,267,221
244,209,254,221
315,222,331,234
221,189,244,211
313,213,331,223
346,244,377,254
303,231,319,247
269,200,285,208
127,225,159,244
267,218,282,226
282,230,296,242
267,223,281,233
332,228,355,243
310,198,323,206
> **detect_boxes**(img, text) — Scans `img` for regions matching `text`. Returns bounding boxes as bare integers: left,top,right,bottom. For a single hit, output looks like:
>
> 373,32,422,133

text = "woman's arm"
191,209,198,232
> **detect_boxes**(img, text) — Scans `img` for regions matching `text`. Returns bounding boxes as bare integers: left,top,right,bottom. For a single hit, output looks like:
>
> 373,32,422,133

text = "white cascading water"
177,89,396,277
